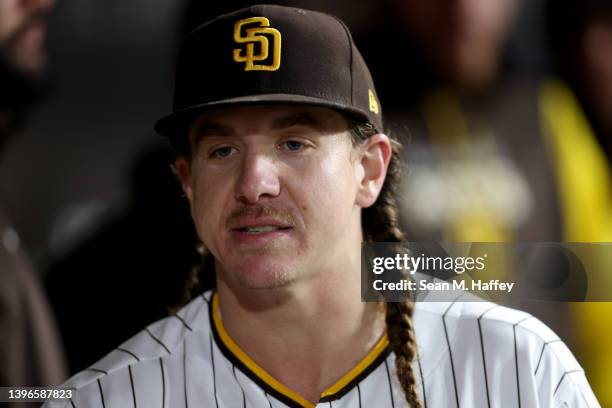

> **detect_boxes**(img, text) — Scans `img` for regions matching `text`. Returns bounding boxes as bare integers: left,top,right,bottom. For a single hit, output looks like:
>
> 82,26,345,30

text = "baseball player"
43,5,600,407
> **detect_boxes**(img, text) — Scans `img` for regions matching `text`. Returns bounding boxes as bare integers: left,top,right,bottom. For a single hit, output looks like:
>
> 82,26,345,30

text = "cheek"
301,154,358,227
189,171,229,245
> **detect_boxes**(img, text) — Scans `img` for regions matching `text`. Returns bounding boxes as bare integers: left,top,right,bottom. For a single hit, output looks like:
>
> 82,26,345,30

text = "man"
43,5,600,407
0,0,67,394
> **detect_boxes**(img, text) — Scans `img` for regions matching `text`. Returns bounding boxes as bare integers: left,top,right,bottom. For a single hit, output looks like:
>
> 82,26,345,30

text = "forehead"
189,104,350,138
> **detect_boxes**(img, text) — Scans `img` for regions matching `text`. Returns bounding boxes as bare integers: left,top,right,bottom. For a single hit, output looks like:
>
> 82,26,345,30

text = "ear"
174,155,194,206
355,133,392,208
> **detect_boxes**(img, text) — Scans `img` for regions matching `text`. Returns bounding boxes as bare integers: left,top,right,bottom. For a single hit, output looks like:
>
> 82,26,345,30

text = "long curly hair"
351,122,421,408
174,119,421,407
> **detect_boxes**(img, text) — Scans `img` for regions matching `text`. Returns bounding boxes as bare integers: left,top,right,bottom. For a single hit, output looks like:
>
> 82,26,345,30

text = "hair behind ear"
351,122,421,407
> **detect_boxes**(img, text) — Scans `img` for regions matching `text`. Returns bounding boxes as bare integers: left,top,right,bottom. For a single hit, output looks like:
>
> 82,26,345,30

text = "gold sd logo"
233,17,281,71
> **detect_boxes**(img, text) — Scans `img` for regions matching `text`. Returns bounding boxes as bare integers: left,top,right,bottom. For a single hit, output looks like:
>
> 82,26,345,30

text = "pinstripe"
264,392,273,408
534,339,562,376
159,358,166,408
117,347,140,362
232,365,247,408
210,332,219,408
69,398,76,408
145,328,171,354
174,314,193,331
477,305,498,408
128,365,137,408
553,370,583,396
442,301,460,408
384,359,395,408
513,325,521,408
86,368,108,375
513,316,531,408
534,342,546,376
357,383,362,408
97,379,106,408
416,347,427,408
183,338,188,408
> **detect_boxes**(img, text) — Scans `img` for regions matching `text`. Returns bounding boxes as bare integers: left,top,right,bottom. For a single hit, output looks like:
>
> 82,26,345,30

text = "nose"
234,151,281,204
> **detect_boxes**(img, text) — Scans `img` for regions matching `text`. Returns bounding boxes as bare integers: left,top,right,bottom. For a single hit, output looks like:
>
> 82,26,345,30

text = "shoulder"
42,291,214,407
414,298,570,372
413,298,600,407
414,298,548,373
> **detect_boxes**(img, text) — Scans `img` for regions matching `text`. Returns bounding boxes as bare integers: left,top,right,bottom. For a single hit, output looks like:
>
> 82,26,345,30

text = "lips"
237,225,291,234
230,215,294,231
229,217,294,245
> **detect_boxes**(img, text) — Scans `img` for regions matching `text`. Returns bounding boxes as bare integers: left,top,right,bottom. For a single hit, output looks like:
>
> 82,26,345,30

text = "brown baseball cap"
154,4,383,143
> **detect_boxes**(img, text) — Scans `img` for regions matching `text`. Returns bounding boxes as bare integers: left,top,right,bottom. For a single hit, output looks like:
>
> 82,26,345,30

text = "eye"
210,146,238,158
280,140,306,152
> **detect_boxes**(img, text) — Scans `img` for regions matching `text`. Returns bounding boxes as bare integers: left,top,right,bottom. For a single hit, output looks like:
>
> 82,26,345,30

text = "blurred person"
42,5,600,408
0,0,67,396
389,0,522,94
357,0,560,242
356,0,612,402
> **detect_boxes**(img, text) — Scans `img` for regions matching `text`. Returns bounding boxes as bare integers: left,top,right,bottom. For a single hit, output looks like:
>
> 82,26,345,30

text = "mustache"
227,206,299,228
2,12,48,51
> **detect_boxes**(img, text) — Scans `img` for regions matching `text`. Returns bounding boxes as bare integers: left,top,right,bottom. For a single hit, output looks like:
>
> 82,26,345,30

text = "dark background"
0,0,549,271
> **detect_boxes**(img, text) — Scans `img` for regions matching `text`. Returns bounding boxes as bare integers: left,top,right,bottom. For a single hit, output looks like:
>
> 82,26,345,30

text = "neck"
215,242,385,403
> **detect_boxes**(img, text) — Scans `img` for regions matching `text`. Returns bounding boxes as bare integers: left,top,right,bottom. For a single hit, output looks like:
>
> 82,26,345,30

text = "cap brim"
154,93,374,138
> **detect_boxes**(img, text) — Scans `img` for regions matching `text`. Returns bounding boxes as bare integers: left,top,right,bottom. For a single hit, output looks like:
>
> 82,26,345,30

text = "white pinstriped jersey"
43,290,600,408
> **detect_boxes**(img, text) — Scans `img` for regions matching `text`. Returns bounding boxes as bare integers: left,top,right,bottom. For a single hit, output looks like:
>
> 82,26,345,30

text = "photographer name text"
372,279,515,293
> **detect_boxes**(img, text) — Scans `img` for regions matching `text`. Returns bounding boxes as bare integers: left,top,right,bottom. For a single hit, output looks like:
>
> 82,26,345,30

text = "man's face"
176,105,367,290
391,0,521,89
0,0,54,77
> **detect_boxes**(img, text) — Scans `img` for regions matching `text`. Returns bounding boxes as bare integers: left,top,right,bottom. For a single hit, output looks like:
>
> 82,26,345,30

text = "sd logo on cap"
155,4,383,144
233,17,282,72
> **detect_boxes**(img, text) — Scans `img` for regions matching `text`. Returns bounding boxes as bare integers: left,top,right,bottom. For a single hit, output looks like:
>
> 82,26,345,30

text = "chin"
231,258,297,290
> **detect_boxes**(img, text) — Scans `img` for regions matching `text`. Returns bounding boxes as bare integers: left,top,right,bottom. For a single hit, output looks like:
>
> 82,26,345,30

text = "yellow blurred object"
412,81,612,403
539,80,612,404
539,81,612,242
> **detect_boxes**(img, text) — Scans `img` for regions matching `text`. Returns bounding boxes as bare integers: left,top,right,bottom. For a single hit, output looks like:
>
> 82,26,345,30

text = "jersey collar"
208,291,391,407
